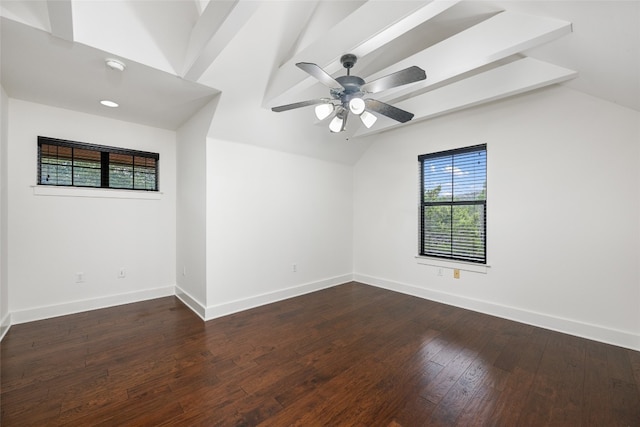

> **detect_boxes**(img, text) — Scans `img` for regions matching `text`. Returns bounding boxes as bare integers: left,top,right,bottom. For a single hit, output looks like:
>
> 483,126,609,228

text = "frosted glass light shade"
348,97,365,115
360,111,377,128
329,115,344,133
315,103,334,120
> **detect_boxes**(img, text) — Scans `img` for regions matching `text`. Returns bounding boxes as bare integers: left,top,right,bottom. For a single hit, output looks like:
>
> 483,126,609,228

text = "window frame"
37,136,159,191
418,144,487,264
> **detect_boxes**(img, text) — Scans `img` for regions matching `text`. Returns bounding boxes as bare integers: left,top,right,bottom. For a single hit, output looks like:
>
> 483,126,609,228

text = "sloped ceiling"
1,1,638,163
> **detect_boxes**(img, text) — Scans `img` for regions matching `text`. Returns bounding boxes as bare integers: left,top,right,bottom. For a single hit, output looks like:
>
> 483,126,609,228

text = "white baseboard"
202,274,353,321
0,312,10,341
175,286,206,320
354,273,640,352
10,286,176,325
7,273,635,351
3,276,353,337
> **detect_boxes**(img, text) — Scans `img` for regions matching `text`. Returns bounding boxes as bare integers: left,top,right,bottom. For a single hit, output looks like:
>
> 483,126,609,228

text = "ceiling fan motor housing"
333,75,365,106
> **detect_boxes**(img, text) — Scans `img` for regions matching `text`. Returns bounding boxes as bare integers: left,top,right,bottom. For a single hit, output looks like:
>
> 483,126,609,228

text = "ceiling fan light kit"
271,54,426,133
349,97,365,115
360,110,377,129
315,103,335,120
329,108,347,133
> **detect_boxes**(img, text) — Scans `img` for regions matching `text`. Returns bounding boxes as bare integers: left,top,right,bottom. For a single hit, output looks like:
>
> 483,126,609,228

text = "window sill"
32,185,163,200
415,256,490,274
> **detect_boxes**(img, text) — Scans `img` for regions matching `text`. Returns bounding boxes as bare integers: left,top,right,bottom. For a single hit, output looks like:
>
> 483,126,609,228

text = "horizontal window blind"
419,144,487,263
38,136,159,191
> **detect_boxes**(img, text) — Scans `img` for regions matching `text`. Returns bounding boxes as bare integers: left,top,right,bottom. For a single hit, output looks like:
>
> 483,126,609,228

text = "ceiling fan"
271,54,427,132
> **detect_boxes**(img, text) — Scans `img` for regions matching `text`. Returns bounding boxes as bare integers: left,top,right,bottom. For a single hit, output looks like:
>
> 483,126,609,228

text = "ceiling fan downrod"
340,53,357,76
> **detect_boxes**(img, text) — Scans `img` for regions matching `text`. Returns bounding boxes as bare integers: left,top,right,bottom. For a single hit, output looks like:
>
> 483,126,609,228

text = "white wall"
0,85,9,338
354,87,640,350
3,81,638,353
205,138,353,318
7,100,177,322
175,98,217,315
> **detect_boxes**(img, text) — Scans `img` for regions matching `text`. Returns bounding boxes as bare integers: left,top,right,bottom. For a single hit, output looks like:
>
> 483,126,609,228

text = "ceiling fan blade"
271,99,328,112
361,66,426,94
296,62,344,90
365,99,414,123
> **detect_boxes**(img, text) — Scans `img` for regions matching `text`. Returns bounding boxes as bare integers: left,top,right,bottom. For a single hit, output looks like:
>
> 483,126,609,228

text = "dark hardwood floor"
1,282,639,426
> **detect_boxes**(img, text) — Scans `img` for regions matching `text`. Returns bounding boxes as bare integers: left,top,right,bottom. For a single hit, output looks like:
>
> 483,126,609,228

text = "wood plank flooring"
1,282,639,426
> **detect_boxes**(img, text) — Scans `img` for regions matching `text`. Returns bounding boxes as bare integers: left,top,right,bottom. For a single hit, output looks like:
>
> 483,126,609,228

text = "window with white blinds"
419,144,487,263
38,136,159,191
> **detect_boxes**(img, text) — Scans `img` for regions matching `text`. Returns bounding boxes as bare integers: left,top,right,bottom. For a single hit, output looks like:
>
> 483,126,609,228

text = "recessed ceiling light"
100,100,119,108
105,59,126,72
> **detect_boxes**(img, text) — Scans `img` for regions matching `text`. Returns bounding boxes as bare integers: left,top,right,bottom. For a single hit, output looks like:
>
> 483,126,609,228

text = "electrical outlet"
292,264,297,273
76,272,84,283
182,266,187,276
453,269,460,279
118,268,126,279
437,268,443,276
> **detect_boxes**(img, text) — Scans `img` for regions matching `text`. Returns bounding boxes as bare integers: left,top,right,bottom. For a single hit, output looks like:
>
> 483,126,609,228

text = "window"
419,144,486,263
38,136,159,191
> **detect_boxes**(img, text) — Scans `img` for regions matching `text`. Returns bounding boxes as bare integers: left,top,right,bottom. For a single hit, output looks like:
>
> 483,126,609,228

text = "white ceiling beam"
273,1,322,74
264,0,461,108
195,0,211,16
354,57,578,137
46,0,73,41
182,0,259,82
369,11,573,103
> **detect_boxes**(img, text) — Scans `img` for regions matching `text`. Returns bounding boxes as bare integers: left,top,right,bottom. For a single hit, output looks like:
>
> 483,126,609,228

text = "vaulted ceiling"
1,1,638,162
